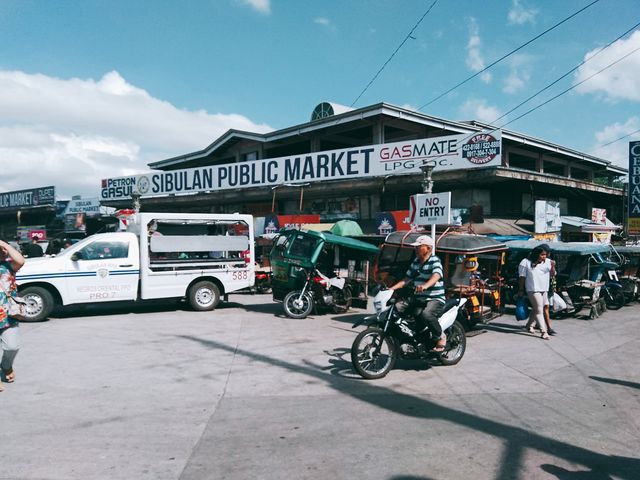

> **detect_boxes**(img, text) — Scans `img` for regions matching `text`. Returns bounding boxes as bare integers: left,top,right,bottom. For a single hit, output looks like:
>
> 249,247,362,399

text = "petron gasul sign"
101,131,502,200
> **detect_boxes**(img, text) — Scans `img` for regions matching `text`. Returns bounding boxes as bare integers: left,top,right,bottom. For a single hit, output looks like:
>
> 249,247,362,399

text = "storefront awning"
561,216,621,232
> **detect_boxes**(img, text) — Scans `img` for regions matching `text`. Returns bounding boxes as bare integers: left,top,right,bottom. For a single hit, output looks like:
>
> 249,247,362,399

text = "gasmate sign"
101,131,502,200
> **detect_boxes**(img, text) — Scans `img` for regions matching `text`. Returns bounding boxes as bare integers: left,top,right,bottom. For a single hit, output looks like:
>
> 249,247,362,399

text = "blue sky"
1,0,639,198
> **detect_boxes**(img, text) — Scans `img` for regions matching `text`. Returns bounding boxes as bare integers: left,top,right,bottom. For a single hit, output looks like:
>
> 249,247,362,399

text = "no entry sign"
409,192,451,225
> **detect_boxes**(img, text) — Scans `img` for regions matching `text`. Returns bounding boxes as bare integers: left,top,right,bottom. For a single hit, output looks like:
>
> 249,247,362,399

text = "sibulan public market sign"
100,131,502,200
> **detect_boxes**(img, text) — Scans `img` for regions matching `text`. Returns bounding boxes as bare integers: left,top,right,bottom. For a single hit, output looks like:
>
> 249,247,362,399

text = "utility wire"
489,21,640,125
593,127,640,151
350,0,438,107
418,0,600,111
498,45,640,130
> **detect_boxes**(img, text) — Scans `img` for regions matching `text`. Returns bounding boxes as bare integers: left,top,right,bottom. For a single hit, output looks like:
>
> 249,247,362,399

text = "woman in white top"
518,244,554,340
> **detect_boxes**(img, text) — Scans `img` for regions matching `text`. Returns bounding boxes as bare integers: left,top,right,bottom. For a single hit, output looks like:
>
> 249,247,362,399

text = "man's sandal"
3,370,15,383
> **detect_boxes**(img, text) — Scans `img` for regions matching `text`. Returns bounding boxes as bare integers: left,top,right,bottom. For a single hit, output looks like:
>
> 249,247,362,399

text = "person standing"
389,235,447,352
22,236,43,258
0,239,26,392
518,244,553,340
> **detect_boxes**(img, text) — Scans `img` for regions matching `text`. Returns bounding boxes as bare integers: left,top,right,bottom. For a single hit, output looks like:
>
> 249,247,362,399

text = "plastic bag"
551,292,567,312
515,296,529,321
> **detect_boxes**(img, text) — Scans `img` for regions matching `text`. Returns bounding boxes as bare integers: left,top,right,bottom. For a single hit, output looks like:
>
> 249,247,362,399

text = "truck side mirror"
71,252,83,261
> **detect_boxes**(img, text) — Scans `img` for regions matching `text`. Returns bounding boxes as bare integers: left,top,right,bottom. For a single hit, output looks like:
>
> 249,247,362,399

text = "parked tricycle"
375,231,508,330
269,229,379,319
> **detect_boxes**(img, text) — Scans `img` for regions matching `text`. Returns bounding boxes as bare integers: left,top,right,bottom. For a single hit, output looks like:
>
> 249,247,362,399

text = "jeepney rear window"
288,235,318,258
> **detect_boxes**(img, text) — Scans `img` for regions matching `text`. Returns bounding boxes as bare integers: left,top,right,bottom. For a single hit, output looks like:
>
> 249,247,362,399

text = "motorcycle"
283,267,352,319
350,288,467,379
254,269,272,294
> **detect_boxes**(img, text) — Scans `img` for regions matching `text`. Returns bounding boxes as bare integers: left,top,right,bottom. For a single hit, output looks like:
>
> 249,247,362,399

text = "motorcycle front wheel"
351,327,397,379
283,290,314,319
604,287,625,310
437,320,467,366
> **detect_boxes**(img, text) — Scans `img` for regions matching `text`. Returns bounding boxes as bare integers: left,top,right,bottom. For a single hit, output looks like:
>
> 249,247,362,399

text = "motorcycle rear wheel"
283,291,314,319
332,286,352,314
437,320,466,366
351,327,396,379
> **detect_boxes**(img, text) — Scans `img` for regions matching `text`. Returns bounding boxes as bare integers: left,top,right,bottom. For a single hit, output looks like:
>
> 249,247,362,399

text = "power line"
418,0,600,111
490,21,640,125
498,44,640,130
593,127,640,151
350,0,438,107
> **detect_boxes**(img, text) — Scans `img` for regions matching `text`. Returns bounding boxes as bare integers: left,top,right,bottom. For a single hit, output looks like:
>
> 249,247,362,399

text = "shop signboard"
629,141,640,235
409,192,451,226
64,197,102,217
534,200,561,234
0,186,55,210
16,226,47,242
100,132,502,200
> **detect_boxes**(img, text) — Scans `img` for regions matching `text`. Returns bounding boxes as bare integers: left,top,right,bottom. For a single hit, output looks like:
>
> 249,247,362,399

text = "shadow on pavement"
541,463,614,479
176,333,640,480
589,376,640,390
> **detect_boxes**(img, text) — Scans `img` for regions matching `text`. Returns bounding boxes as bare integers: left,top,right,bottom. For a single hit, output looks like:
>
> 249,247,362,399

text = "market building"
100,102,627,237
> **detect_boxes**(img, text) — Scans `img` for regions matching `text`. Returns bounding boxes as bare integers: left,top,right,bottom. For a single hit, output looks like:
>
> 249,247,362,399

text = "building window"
508,152,537,171
242,152,258,162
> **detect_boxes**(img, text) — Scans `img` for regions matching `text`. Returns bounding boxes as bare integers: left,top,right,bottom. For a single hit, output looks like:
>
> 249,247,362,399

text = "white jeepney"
16,212,255,321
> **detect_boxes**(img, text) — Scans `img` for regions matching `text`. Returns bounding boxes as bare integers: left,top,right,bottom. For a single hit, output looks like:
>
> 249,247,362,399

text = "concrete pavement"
1,295,639,480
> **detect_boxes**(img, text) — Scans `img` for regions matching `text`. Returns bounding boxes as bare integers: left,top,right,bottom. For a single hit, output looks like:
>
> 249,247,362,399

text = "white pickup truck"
16,212,255,321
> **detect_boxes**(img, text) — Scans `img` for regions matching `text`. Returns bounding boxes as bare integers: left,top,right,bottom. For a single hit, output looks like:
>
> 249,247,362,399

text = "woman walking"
0,239,26,391
518,244,554,340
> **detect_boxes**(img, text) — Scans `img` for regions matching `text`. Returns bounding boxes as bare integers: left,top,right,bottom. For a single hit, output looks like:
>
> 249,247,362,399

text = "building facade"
101,102,626,234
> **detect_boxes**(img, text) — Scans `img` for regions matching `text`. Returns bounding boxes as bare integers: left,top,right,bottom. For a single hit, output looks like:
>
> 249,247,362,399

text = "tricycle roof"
282,228,380,254
383,231,507,254
505,240,611,255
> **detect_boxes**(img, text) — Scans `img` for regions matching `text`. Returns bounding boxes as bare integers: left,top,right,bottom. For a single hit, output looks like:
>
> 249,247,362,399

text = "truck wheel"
188,281,221,311
19,286,54,322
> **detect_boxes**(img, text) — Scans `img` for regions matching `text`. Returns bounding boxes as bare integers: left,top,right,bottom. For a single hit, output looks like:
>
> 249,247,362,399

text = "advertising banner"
0,186,55,210
534,200,562,234
263,214,321,235
409,192,451,225
591,208,607,225
375,211,412,235
101,132,502,200
629,141,640,235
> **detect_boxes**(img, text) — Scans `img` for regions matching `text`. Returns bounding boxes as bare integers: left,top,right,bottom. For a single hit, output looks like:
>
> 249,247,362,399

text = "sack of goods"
515,297,529,321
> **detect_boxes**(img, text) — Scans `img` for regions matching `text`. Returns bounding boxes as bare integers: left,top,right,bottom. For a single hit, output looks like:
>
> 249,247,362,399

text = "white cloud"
459,99,503,124
0,70,272,198
466,18,491,83
314,17,330,26
237,0,270,14
508,0,538,25
592,116,640,168
574,30,640,102
503,69,531,94
502,53,533,94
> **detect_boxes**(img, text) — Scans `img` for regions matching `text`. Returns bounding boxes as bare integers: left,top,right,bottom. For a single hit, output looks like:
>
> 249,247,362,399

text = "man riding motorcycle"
389,235,447,352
